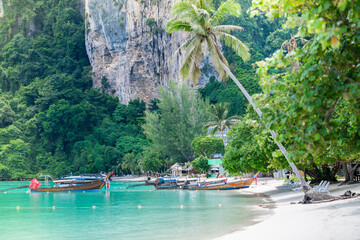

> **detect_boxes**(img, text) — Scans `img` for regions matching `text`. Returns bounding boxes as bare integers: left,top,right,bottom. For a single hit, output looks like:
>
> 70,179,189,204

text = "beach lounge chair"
276,182,291,190
313,180,326,190
316,181,330,193
292,181,311,192
276,181,299,191
291,181,299,189
276,182,290,189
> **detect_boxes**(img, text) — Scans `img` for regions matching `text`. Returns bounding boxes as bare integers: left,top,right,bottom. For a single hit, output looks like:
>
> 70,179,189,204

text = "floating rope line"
0,206,103,209
0,204,234,210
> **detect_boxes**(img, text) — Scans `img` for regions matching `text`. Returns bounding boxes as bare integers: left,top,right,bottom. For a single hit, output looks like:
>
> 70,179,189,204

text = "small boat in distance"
30,173,111,192
180,177,256,190
53,173,107,184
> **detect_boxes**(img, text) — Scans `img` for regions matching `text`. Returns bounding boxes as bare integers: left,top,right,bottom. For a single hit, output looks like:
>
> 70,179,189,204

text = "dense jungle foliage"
0,0,293,179
2,0,354,181
223,0,360,182
164,0,360,183
0,0,152,178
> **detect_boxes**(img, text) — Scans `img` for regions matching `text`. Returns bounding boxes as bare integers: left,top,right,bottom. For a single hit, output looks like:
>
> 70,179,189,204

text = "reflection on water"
0,181,271,240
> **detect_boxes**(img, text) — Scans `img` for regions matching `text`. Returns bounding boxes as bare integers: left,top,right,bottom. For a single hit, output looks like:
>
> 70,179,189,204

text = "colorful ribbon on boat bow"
29,178,41,189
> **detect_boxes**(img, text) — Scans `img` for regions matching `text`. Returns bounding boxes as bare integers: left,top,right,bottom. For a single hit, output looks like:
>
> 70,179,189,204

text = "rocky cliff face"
84,0,216,104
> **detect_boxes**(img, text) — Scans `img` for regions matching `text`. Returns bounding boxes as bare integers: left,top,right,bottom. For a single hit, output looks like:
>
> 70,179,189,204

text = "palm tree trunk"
221,130,225,145
220,62,309,192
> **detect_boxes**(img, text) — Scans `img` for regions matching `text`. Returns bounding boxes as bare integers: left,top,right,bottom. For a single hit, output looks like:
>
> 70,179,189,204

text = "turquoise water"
0,181,268,240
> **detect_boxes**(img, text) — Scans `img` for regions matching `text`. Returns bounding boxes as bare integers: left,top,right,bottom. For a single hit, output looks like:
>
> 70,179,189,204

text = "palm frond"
166,19,206,37
171,1,198,21
210,0,241,25
171,36,197,62
216,31,250,62
190,22,207,36
226,115,241,121
205,37,229,81
196,8,211,22
166,19,193,34
179,56,193,81
179,36,203,81
210,102,229,120
191,66,202,85
203,121,217,128
204,102,240,136
209,35,229,66
202,123,219,135
190,43,204,85
209,127,219,135
197,0,215,14
172,1,213,26
192,38,206,83
212,25,243,33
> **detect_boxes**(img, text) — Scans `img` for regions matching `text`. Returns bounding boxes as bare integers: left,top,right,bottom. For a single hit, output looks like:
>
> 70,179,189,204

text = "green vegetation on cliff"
0,0,150,178
0,0,295,178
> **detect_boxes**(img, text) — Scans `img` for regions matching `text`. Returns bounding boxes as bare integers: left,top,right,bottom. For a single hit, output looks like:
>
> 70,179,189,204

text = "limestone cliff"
84,0,216,104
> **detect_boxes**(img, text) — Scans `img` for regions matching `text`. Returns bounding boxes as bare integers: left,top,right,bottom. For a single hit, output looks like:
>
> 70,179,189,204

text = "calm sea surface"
0,181,270,240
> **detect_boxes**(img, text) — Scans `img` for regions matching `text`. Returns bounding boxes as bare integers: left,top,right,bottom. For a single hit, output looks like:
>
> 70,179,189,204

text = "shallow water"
0,181,269,240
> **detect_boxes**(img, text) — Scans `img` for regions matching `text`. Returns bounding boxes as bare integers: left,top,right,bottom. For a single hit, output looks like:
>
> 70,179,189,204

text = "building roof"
170,163,182,170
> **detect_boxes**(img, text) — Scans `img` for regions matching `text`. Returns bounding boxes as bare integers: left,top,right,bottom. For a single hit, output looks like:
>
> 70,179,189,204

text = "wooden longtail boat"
154,173,259,191
30,173,111,192
154,182,180,190
53,173,107,183
181,177,255,190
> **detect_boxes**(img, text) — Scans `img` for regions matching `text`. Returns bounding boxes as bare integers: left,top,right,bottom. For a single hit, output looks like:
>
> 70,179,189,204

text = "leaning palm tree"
204,102,240,144
166,0,250,84
166,0,309,192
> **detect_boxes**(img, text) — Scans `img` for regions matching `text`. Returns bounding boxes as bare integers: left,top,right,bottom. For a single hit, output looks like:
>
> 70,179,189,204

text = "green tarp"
207,159,222,165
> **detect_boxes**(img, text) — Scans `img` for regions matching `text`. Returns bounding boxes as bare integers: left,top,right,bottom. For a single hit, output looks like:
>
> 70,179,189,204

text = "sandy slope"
216,178,360,240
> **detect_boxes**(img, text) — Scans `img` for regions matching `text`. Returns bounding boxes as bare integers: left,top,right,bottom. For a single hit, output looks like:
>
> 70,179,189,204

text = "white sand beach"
216,179,360,240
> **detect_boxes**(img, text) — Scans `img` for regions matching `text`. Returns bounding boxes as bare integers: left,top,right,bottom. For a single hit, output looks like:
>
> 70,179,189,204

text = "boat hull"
154,178,255,191
154,184,180,190
30,180,105,192
183,178,255,190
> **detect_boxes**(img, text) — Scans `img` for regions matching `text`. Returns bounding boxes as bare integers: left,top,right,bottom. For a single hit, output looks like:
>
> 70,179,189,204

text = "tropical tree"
249,0,360,184
143,81,210,163
203,102,240,144
0,99,15,127
141,150,164,174
166,0,250,84
191,136,224,158
0,139,33,179
192,156,210,173
223,113,287,174
122,153,141,175
166,0,307,189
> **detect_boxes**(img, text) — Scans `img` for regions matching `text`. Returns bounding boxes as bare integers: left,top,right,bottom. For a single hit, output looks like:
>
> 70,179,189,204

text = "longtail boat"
53,173,107,183
181,177,255,190
30,173,111,192
152,172,259,190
